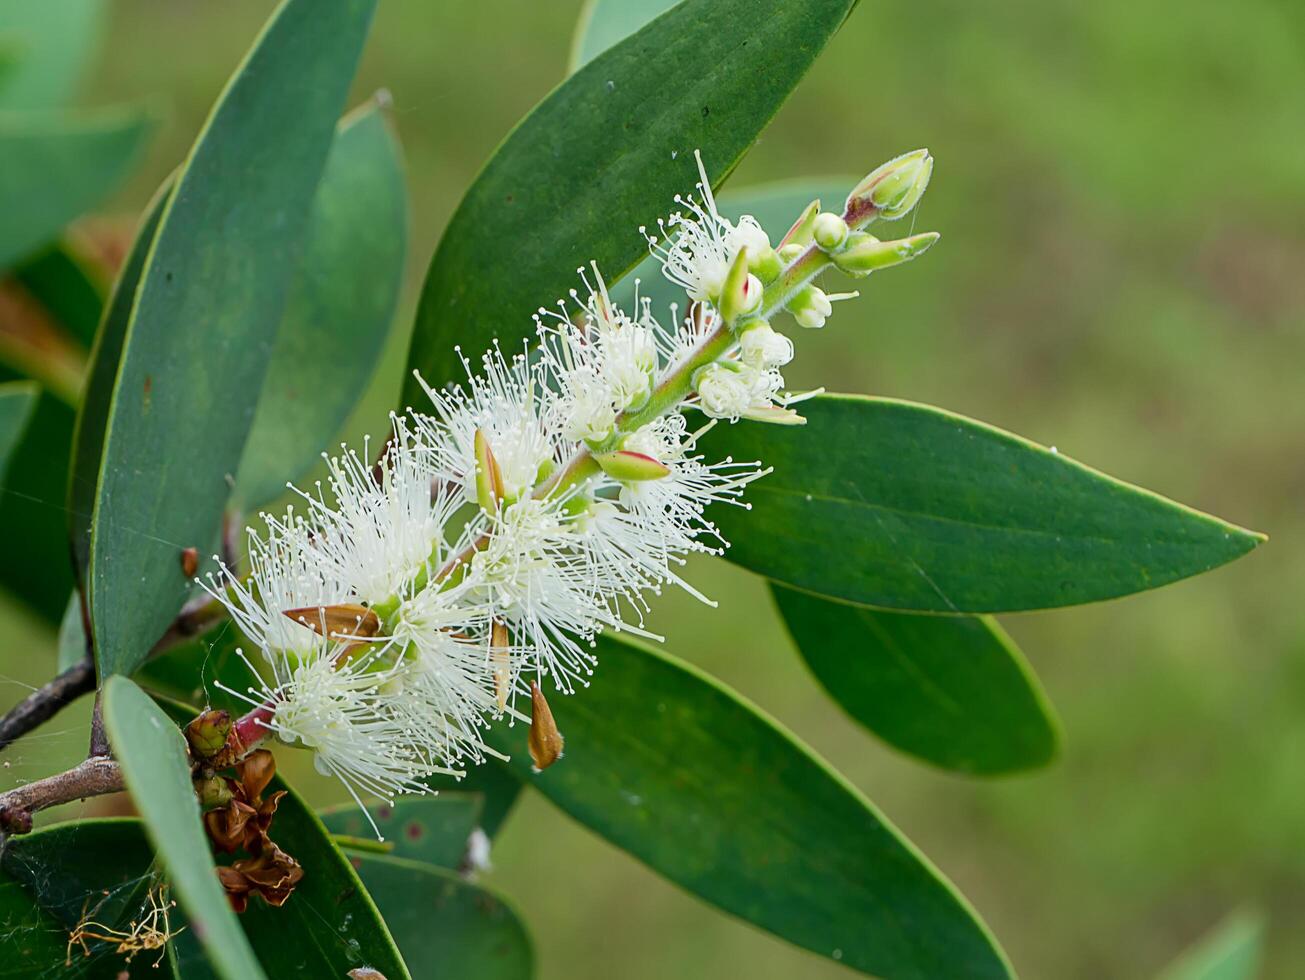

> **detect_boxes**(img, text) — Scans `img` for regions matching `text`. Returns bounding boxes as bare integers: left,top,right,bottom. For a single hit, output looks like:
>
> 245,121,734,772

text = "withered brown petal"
237,748,277,801
528,680,565,771
281,602,380,639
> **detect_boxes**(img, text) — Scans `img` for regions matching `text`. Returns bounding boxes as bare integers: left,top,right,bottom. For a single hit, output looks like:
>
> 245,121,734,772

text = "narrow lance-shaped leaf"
0,0,106,111
406,0,861,399
486,634,1013,980
569,0,681,70
702,394,1263,612
320,795,483,868
772,584,1060,774
101,676,265,980
233,99,408,509
353,853,533,980
0,381,37,471
1156,911,1265,980
86,0,377,676
0,106,153,270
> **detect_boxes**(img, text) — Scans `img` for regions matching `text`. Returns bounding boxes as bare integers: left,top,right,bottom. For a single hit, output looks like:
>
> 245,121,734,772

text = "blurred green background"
2,1,1302,977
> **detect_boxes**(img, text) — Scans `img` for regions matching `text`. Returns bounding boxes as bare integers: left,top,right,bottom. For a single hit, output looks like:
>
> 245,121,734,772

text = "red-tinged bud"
195,774,235,810
778,198,821,248
832,231,940,276
594,449,671,483
719,247,762,324
844,149,933,227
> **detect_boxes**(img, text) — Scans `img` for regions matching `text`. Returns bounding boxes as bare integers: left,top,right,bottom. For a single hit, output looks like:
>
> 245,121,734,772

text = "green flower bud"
185,709,232,759
473,428,505,514
787,285,834,329
777,242,805,264
831,231,940,276
748,245,783,284
194,774,235,810
778,198,821,248
594,449,671,482
812,212,849,251
719,247,762,324
845,149,933,227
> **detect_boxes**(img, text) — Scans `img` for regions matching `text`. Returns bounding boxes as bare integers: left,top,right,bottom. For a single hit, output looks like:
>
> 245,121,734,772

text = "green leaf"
352,853,532,980
569,0,680,70
224,776,412,980
0,0,106,110
405,0,860,400
702,394,1264,612
1,817,175,979
320,794,482,868
0,391,74,621
0,380,37,471
234,99,408,508
771,584,1059,773
67,176,170,582
427,762,523,839
486,634,1012,980
0,107,153,271
12,240,105,348
0,879,71,978
56,590,87,671
86,0,377,677
1157,912,1265,980
101,675,265,980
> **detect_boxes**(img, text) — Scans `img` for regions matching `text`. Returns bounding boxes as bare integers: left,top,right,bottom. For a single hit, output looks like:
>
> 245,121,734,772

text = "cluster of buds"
201,149,936,831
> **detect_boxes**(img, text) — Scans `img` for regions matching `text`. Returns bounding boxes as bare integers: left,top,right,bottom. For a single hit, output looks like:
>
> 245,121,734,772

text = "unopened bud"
812,212,849,251
777,242,805,264
528,680,565,772
282,602,380,639
186,709,232,759
194,774,235,810
748,245,783,284
719,247,762,324
739,321,794,369
595,449,671,482
787,285,834,329
832,231,939,276
779,198,821,248
845,149,933,227
474,429,505,513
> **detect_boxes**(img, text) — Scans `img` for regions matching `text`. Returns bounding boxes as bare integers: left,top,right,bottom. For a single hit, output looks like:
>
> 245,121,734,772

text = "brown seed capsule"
491,620,511,712
528,681,565,772
180,547,199,577
281,603,380,639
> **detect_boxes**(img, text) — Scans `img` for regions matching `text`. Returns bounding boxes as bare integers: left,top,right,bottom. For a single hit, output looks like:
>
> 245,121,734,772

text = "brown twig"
0,657,96,755
0,756,124,838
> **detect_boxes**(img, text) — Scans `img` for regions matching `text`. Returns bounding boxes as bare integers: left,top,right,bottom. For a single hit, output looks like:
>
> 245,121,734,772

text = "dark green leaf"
67,177,170,581
56,591,87,671
0,391,73,621
486,634,1012,980
1,817,175,979
320,795,481,868
426,761,523,839
1157,912,1264,980
771,584,1060,773
0,879,70,978
0,107,152,270
226,776,412,980
0,0,106,110
703,394,1264,612
234,100,408,508
101,675,264,979
406,0,859,399
0,380,37,470
86,0,376,676
352,853,532,980
12,240,105,347
569,0,680,70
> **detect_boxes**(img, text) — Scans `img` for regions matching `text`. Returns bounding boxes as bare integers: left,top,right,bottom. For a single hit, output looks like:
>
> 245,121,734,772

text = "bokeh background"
2,1,1302,977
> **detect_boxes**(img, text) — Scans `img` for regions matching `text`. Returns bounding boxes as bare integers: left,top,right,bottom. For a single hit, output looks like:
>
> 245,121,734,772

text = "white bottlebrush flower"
292,416,457,604
642,150,771,303
219,640,442,834
203,511,347,658
415,343,561,505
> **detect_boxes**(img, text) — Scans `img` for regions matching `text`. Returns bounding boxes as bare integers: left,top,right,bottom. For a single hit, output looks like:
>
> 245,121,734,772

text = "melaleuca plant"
0,2,1263,979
